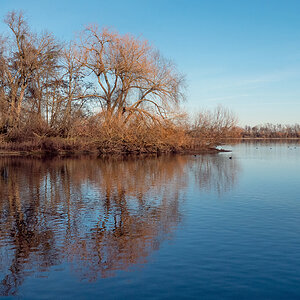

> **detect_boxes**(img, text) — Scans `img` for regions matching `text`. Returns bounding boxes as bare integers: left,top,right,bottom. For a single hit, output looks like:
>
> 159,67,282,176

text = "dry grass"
70,116,190,154
0,116,190,154
0,135,96,153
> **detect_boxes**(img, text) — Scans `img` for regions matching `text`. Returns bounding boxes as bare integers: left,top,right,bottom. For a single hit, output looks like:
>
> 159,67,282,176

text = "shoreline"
1,138,299,158
0,147,228,158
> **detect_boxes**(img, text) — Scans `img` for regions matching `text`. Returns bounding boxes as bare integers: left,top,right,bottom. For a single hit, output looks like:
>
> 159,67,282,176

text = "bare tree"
43,43,90,136
78,26,185,123
191,106,238,147
0,11,60,131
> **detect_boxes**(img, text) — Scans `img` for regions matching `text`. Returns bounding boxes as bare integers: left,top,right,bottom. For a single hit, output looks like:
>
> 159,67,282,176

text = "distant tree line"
242,124,300,138
0,11,238,153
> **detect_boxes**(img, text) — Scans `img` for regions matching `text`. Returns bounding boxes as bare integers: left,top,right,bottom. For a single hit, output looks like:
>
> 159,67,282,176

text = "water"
0,142,299,299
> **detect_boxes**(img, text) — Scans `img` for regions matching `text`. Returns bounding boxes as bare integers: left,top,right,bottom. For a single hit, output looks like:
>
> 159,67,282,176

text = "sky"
1,0,300,126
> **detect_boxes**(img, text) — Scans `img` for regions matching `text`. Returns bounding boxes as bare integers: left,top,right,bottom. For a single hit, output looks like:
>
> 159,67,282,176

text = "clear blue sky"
1,0,300,125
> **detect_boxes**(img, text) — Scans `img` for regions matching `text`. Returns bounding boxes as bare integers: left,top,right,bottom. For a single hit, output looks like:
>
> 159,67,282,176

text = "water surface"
0,142,300,299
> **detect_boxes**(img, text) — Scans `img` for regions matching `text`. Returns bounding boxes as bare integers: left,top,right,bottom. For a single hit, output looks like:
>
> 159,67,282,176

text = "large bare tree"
78,26,185,123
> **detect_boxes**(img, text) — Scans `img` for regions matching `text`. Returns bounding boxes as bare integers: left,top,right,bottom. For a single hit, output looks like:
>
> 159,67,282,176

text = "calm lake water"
0,142,300,299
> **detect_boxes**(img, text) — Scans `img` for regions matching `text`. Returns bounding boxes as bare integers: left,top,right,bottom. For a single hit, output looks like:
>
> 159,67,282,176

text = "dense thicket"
0,12,88,138
0,11,237,154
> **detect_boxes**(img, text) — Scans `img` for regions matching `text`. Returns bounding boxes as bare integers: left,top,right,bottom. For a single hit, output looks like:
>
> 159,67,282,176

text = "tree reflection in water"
0,154,240,296
193,154,240,194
